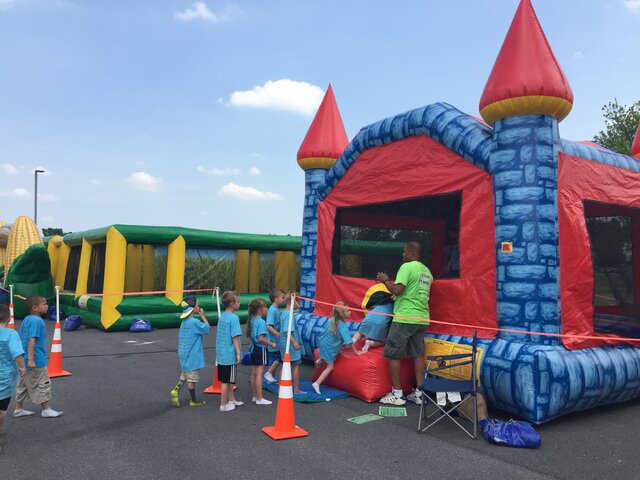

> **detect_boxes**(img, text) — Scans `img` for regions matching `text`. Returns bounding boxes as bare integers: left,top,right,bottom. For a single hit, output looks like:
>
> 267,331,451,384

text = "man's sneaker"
220,403,236,412
231,400,244,406
406,390,423,405
189,400,206,407
255,398,272,405
264,372,277,384
170,390,180,407
13,409,35,418
41,408,63,418
379,392,406,406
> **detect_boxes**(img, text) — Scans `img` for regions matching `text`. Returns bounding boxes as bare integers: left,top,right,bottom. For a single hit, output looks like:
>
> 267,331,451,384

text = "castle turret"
297,85,348,312
482,0,571,344
632,122,640,159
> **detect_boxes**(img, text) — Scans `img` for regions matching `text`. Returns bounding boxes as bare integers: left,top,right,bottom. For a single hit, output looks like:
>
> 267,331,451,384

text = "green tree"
593,99,640,156
41,227,68,237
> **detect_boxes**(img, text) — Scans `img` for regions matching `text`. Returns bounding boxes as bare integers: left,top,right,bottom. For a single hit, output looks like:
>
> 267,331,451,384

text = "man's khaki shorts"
15,366,51,405
383,322,427,359
179,370,200,383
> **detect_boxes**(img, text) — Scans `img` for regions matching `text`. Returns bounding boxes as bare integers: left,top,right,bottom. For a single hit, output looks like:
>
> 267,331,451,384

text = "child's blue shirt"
177,316,210,372
19,315,47,368
0,328,24,399
249,317,268,351
278,310,305,361
318,320,353,363
266,304,280,352
216,311,242,365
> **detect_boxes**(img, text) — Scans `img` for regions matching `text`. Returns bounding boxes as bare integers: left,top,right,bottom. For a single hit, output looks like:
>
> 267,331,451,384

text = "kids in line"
279,292,306,394
352,284,395,351
246,298,277,405
13,295,63,418
0,304,27,448
171,297,210,407
263,288,285,384
216,291,244,412
313,302,364,395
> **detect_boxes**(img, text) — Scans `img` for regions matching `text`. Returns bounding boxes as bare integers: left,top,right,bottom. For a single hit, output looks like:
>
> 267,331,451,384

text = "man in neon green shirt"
376,241,432,406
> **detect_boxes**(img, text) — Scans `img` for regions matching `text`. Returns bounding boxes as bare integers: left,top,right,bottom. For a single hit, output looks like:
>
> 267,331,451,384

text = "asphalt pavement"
1,321,639,480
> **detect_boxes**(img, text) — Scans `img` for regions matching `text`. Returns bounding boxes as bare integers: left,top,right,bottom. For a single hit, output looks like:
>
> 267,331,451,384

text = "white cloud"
218,182,283,201
227,79,325,116
90,179,102,186
1,163,19,176
126,171,161,192
174,2,241,22
197,166,241,176
248,166,261,176
38,193,58,202
623,0,640,13
573,51,585,61
0,187,30,198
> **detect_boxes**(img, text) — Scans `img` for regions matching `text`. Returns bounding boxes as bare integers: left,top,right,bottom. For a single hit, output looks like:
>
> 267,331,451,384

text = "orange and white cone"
262,353,308,440
48,319,72,378
204,361,236,394
7,301,15,330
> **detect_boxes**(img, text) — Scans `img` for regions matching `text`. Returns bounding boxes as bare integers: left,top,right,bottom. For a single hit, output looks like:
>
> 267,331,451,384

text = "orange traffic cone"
262,353,308,440
203,361,236,394
48,319,71,378
7,301,15,330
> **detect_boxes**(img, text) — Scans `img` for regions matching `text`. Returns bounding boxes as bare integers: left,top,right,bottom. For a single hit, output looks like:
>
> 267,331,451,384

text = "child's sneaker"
251,396,257,403
379,392,406,406
312,382,321,395
220,403,236,412
170,389,180,407
13,409,35,418
264,372,277,384
406,389,423,405
189,400,206,407
362,340,373,352
231,400,244,406
41,408,63,418
255,398,272,405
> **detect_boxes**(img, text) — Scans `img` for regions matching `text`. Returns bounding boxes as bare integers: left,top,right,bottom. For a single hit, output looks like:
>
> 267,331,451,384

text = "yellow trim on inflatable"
102,227,127,329
249,250,260,293
47,235,63,279
142,245,155,293
55,241,71,288
297,156,337,170
235,249,250,293
75,239,92,297
480,95,573,125
124,244,142,293
165,236,186,305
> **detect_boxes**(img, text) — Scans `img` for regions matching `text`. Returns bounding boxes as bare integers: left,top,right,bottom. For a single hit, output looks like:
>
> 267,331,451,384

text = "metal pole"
34,170,38,225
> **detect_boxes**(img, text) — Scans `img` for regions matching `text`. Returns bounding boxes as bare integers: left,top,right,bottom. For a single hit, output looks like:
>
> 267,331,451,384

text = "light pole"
34,169,45,225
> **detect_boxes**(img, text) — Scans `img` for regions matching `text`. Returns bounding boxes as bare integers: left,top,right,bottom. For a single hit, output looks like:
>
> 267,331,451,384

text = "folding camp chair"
417,332,478,439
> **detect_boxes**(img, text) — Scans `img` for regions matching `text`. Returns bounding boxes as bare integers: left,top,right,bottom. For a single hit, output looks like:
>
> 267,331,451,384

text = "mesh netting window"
332,193,461,279
64,246,81,291
87,243,106,294
153,246,168,292
184,248,236,292
585,201,640,336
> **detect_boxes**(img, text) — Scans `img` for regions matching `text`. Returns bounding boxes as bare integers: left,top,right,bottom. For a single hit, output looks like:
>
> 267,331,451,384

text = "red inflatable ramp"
312,344,415,402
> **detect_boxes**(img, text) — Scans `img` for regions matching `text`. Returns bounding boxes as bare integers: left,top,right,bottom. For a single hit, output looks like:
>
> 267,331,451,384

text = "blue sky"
1,0,639,236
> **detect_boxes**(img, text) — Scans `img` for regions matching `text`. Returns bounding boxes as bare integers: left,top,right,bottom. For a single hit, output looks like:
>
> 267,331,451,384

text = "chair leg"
472,393,478,439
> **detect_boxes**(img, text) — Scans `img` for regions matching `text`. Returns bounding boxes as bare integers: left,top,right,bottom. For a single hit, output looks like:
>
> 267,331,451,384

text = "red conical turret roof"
297,84,349,170
479,0,573,125
632,123,640,159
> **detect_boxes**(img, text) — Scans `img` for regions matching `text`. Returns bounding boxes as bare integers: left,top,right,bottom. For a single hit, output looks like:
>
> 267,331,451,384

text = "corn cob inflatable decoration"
0,220,7,269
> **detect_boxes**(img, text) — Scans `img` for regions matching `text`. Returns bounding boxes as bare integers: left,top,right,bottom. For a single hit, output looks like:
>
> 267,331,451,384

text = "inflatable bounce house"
295,0,640,423
0,216,55,317
45,225,302,330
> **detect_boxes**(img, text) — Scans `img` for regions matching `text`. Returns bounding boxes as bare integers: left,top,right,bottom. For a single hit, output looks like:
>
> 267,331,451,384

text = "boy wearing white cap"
170,297,210,407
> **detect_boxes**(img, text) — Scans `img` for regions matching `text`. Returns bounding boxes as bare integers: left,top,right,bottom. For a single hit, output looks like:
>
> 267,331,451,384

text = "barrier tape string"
297,295,640,344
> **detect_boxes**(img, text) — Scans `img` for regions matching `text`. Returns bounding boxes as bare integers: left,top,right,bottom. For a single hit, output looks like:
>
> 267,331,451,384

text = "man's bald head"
402,241,423,262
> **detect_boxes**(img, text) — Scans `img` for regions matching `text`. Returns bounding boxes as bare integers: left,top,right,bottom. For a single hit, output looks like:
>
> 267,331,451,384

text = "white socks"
312,382,321,395
393,389,403,398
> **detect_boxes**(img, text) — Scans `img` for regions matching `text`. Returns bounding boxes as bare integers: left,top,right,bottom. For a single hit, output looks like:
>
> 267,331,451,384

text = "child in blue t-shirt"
14,295,63,418
171,297,210,408
264,288,285,384
216,291,244,412
278,292,306,394
352,285,395,351
0,305,26,436
312,302,364,395
246,298,276,405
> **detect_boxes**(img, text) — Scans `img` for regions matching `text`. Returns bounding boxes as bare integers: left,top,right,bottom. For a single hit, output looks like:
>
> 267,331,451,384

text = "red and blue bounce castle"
294,0,640,423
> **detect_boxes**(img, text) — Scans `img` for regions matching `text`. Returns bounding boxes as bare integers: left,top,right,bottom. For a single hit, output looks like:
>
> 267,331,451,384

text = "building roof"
479,0,573,125
297,84,349,170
